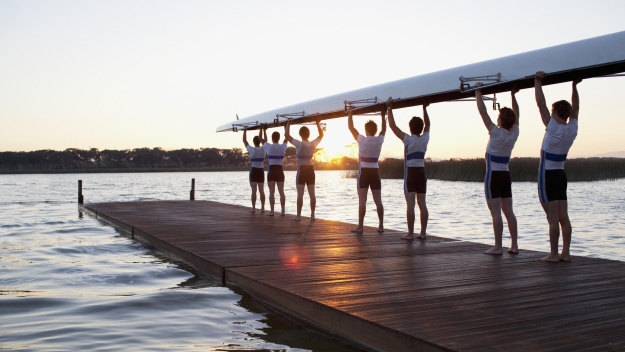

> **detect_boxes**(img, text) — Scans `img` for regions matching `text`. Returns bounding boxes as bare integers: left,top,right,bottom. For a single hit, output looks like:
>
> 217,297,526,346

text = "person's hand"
263,124,268,130
573,77,582,86
347,107,353,118
474,82,483,88
286,120,291,128
511,85,519,95
386,97,393,109
316,118,321,125
423,101,430,108
535,71,545,80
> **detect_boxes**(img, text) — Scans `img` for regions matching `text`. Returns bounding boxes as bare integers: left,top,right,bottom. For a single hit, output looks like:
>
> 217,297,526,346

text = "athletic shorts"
296,165,315,185
539,169,567,203
249,167,265,184
267,165,285,183
404,167,426,194
358,167,381,190
485,170,512,199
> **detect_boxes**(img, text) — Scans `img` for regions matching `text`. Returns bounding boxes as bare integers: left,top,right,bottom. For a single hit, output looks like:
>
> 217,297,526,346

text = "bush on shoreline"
344,157,625,182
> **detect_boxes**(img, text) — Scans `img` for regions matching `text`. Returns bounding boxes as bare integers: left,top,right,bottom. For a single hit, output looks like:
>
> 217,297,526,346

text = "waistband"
267,155,284,159
487,154,510,164
251,158,264,162
542,150,567,162
359,156,379,163
406,151,425,160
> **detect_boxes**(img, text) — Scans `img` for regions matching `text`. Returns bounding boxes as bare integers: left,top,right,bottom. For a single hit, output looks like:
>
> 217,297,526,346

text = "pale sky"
1,0,625,159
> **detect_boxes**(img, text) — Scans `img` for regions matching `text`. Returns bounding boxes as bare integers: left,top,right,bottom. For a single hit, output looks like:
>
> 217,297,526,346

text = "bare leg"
249,181,258,213
372,189,384,233
501,197,518,254
307,184,316,221
416,193,428,239
277,182,286,216
352,188,368,233
267,181,276,216
293,184,305,221
541,200,561,262
484,198,504,255
401,192,416,240
258,183,265,213
558,200,572,262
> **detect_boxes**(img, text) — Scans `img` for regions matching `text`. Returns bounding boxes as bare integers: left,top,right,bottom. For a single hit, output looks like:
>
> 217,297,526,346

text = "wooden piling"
78,180,84,204
190,178,195,201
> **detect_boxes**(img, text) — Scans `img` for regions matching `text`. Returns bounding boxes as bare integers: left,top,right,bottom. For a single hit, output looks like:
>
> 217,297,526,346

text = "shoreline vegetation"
2,148,625,182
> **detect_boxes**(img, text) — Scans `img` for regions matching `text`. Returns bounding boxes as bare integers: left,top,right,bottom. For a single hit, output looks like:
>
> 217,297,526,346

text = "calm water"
1,171,625,351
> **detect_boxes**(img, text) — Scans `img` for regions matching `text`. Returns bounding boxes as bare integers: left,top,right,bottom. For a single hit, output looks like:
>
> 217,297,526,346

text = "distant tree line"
0,147,359,173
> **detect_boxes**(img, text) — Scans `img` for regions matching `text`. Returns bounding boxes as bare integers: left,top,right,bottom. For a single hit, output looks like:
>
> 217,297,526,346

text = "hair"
299,126,310,139
364,120,378,136
252,136,261,146
498,107,517,130
552,100,572,120
271,131,280,143
409,116,424,135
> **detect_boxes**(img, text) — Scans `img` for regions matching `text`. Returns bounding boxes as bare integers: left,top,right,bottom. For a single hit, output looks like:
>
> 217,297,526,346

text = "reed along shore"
344,157,625,182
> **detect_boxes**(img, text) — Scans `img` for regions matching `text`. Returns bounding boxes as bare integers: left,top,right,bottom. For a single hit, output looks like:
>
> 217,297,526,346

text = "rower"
243,128,265,213
260,125,288,216
347,105,386,234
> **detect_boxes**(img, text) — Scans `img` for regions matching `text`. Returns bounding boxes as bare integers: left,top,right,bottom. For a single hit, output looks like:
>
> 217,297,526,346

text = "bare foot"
292,216,301,221
310,214,315,221
541,254,560,262
400,234,414,241
351,227,363,234
280,211,286,217
377,226,384,233
507,247,519,254
559,253,571,262
260,208,265,214
417,233,427,240
249,209,256,213
482,247,504,255
266,211,274,216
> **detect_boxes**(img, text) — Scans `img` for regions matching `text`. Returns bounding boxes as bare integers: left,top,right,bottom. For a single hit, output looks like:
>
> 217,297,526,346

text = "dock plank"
83,200,625,352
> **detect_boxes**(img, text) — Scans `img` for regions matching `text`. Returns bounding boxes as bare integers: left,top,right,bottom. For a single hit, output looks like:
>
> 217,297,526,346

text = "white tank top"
246,145,265,168
541,118,578,170
357,134,384,168
403,133,429,168
486,125,519,172
263,142,288,166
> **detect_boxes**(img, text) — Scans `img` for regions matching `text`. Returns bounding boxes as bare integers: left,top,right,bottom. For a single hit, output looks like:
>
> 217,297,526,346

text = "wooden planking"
83,200,625,352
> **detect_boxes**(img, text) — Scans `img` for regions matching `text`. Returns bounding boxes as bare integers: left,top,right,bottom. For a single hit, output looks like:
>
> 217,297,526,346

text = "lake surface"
2,171,624,351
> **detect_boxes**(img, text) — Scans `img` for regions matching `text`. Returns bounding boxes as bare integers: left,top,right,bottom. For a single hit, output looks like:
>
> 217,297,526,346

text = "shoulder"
290,138,301,147
356,134,365,144
246,145,254,153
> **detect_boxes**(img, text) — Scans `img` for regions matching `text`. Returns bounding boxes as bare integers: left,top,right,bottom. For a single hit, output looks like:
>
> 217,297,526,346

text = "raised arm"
259,126,266,144
347,108,359,140
316,119,324,140
386,98,406,140
474,83,495,131
571,78,582,121
534,71,551,127
423,102,431,133
379,105,387,136
284,120,293,143
242,128,249,147
511,86,520,125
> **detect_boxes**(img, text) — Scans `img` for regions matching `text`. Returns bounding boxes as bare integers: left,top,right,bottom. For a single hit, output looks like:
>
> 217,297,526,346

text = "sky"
1,0,625,159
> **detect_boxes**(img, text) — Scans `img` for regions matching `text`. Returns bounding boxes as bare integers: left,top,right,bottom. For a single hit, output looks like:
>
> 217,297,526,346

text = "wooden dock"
81,200,625,352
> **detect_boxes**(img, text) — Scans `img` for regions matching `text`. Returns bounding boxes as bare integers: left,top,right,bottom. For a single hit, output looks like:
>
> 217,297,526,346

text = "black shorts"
249,167,265,184
267,165,285,183
485,170,512,199
539,169,567,203
358,168,381,190
404,167,427,194
297,165,315,185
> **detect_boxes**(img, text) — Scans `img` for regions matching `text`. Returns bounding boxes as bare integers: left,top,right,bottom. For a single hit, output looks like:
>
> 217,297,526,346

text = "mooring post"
78,180,84,204
190,178,195,201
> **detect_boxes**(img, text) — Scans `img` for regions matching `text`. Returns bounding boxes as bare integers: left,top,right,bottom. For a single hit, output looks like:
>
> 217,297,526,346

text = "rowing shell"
217,31,625,132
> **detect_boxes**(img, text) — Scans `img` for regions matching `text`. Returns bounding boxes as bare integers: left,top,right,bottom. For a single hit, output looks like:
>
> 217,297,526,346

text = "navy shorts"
539,169,567,202
297,165,315,185
249,167,265,184
485,170,512,199
267,165,285,183
358,168,381,190
404,167,427,194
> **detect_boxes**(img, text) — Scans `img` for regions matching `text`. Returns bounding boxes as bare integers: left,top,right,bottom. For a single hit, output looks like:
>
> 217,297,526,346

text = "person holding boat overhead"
534,71,581,263
347,104,386,234
242,128,266,213
387,98,430,240
474,83,520,255
260,125,288,216
284,119,324,221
